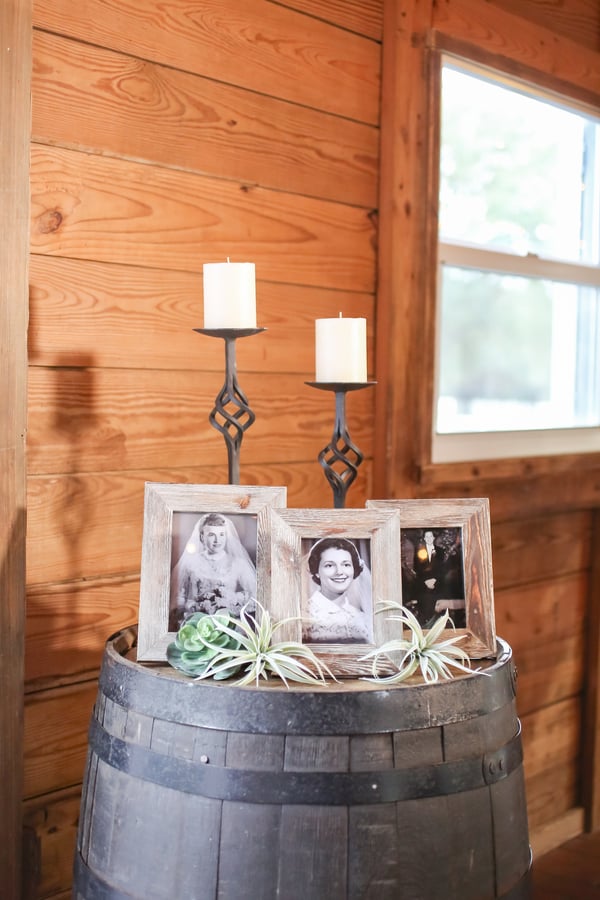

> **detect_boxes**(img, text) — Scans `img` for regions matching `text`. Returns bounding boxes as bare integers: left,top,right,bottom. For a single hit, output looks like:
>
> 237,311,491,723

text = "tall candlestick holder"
195,327,266,484
305,381,376,509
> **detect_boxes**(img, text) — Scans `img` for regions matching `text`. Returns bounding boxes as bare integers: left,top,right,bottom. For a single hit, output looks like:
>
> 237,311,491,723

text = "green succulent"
168,604,336,688
361,601,487,684
167,611,242,679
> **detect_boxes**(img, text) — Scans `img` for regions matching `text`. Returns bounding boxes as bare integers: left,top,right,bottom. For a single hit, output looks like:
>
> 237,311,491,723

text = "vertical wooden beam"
0,0,31,896
374,0,434,498
583,509,600,831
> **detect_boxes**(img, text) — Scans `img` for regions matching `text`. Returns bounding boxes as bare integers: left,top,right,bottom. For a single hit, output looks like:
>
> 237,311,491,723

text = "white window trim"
432,425,600,464
439,241,600,288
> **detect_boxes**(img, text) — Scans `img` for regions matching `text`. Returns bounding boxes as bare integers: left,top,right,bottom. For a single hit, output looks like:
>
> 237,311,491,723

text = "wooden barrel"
73,627,531,900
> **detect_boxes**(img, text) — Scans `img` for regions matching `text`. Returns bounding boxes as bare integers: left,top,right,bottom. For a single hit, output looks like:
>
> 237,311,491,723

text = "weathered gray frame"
137,482,287,660
269,507,403,677
367,498,496,658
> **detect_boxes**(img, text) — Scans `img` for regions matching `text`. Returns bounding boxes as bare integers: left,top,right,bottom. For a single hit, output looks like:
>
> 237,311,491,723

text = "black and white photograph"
137,483,287,661
269,507,402,676
301,536,373,644
169,511,258,631
400,526,466,629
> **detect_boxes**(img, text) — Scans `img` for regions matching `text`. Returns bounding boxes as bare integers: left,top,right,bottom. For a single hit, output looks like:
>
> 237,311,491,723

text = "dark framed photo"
137,483,287,661
366,498,496,658
269,507,403,677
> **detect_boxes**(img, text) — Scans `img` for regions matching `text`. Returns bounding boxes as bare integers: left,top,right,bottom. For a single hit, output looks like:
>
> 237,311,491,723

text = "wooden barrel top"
102,626,517,735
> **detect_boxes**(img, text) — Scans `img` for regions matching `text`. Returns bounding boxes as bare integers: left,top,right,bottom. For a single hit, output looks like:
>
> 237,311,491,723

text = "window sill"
418,449,600,489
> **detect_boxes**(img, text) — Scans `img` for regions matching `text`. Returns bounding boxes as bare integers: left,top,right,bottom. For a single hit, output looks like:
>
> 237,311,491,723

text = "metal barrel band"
484,718,522,785
88,716,523,806
100,631,516,735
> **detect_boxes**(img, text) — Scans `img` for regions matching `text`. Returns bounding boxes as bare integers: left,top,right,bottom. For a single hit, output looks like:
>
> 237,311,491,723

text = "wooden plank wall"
24,1,381,895
493,512,590,849
22,0,600,894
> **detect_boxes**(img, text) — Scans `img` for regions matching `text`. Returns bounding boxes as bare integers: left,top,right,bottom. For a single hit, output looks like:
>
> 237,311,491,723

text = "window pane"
436,266,600,433
440,66,600,266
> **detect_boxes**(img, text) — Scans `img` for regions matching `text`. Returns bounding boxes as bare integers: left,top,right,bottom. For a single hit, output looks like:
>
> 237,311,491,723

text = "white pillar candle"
203,261,256,328
315,315,367,382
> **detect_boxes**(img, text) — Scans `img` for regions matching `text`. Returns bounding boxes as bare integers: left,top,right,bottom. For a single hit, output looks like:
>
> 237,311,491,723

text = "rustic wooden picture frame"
366,498,496,658
269,507,403,677
137,482,287,661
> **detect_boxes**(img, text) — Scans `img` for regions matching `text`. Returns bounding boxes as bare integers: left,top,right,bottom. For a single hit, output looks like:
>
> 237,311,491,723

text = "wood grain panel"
526,762,580,831
25,576,139,687
23,787,81,899
280,0,383,41
492,511,592,590
432,0,600,102
512,634,585,717
29,256,375,372
420,452,600,491
26,471,148,586
492,0,600,51
32,0,380,124
26,461,373,586
373,0,434,496
24,681,98,799
30,146,376,292
419,467,600,523
530,806,585,860
494,574,588,653
522,696,582,782
32,31,378,208
26,368,375,474
582,510,600,830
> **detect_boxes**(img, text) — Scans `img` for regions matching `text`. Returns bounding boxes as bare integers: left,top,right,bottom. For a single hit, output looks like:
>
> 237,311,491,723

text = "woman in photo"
169,512,256,630
303,537,372,644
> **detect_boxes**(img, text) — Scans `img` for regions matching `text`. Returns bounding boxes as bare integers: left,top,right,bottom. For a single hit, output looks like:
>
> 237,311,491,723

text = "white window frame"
432,59,600,465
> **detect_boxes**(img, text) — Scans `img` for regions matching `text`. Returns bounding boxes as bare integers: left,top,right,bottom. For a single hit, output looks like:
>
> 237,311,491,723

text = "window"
433,58,600,463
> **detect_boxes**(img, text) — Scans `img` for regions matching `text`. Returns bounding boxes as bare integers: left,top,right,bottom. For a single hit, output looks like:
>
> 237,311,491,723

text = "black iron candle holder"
305,381,376,509
195,327,266,484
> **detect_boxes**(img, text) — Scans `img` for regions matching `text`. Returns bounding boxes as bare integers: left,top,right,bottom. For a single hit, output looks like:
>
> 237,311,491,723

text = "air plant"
167,603,336,688
360,601,487,684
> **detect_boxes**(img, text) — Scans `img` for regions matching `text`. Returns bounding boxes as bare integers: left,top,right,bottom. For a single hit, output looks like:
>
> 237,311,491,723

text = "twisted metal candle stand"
195,327,266,484
306,381,376,509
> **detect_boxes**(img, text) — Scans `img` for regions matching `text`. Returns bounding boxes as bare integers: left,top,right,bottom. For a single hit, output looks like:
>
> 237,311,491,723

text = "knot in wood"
37,208,63,234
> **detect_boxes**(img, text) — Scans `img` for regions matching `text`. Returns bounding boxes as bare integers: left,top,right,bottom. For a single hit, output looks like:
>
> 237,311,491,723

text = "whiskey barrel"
73,627,531,899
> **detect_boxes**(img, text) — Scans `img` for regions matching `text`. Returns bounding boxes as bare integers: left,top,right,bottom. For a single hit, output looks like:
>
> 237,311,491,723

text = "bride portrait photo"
169,511,258,630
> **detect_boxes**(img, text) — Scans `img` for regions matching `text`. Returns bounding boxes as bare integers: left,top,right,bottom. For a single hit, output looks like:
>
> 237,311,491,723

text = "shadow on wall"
25,345,141,684
50,356,99,584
